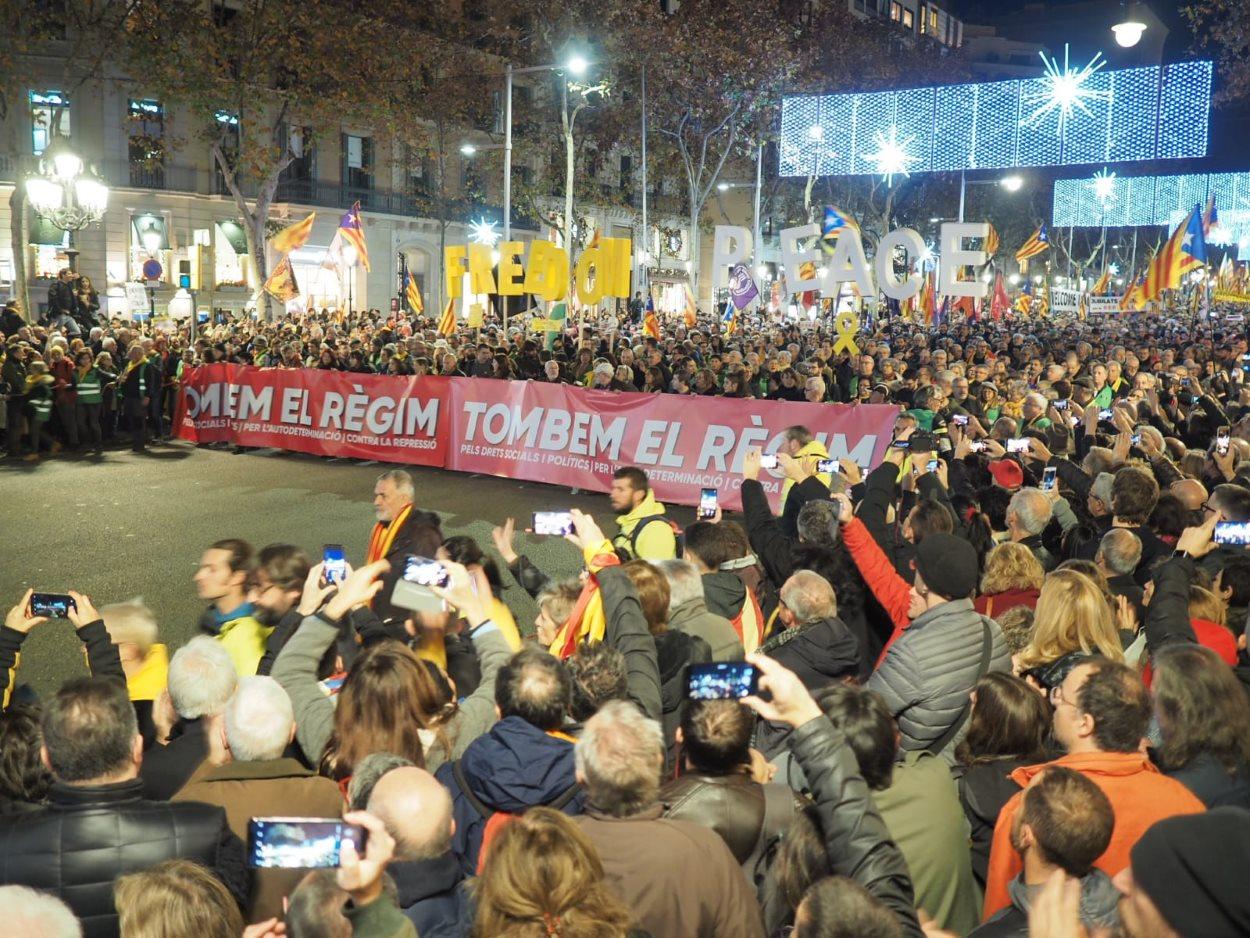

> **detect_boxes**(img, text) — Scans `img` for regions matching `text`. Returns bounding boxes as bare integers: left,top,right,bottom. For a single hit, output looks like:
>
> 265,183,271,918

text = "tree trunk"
8,183,30,322
688,205,701,299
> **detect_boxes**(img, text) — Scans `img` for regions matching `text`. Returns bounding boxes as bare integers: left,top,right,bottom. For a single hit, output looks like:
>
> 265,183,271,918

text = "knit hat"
1090,472,1115,507
913,533,979,600
1130,808,1250,936
988,458,1024,490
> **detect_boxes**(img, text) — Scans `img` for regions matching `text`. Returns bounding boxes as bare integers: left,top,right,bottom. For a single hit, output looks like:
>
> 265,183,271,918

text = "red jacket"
982,750,1205,920
973,588,1040,618
50,357,76,405
841,517,910,667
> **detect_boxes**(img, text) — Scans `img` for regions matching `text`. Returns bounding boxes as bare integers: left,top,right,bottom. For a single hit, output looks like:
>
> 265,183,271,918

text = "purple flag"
728,264,760,311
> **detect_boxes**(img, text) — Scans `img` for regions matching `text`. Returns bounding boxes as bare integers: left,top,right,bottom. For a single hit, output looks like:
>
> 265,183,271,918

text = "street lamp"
25,135,108,273
1112,1,1147,48
958,173,1025,222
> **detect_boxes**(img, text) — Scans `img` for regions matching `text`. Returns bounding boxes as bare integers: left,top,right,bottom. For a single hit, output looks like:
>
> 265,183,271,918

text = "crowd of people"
4,290,1250,936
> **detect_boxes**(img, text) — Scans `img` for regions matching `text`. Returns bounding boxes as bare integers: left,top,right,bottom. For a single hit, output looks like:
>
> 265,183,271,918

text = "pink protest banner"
174,363,449,466
446,378,898,511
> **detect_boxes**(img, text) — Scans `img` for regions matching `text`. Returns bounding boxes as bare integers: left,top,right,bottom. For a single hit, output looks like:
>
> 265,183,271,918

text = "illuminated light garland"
1021,45,1111,138
864,126,920,185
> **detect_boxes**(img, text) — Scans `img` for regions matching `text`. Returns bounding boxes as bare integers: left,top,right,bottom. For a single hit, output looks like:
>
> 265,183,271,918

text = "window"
919,8,926,32
127,98,166,187
620,154,632,185
901,8,913,28
30,90,69,155
889,2,902,22
342,134,372,190
930,8,939,32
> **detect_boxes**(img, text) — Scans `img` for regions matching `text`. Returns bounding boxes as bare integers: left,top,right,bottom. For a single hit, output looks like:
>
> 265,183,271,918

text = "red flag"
991,273,1010,320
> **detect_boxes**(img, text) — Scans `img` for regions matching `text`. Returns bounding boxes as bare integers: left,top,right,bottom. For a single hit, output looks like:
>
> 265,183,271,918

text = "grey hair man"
140,635,237,799
1006,488,1057,572
655,558,742,661
762,571,862,689
1,885,82,937
1096,528,1146,627
574,701,765,938
173,676,343,921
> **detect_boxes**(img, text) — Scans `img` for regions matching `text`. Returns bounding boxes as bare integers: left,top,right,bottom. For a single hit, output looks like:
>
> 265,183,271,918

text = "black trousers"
76,402,102,449
123,398,147,451
5,399,23,457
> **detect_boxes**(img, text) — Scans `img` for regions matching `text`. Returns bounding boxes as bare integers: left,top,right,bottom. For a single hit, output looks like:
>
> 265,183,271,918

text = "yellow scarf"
549,540,620,659
367,503,413,564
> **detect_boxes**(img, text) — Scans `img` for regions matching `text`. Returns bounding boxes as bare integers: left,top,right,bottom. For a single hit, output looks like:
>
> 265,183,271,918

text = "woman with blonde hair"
1016,569,1123,673
114,859,244,938
473,806,634,938
973,542,1044,618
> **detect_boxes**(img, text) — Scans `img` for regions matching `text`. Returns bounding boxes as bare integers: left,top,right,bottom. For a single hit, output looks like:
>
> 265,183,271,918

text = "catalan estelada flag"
1144,207,1205,302
720,299,736,337
338,201,370,272
270,212,316,255
985,224,1000,257
437,297,456,336
406,273,423,315
1015,225,1049,273
820,205,858,255
643,296,661,339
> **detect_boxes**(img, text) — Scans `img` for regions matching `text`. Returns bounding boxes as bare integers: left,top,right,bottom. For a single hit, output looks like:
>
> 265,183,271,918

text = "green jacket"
75,366,104,405
344,894,417,938
23,374,54,422
872,750,982,935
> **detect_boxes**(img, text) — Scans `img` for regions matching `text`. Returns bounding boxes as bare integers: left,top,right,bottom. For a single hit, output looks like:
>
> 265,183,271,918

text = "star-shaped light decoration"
1092,169,1116,208
1108,262,1119,276
469,219,500,245
1022,44,1111,138
864,125,920,186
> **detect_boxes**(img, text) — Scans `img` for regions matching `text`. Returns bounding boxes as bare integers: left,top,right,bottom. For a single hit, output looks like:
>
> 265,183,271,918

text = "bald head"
366,766,454,861
1170,478,1207,513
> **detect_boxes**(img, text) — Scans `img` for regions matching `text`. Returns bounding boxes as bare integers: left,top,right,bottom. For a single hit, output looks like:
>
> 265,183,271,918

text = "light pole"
25,135,109,274
958,173,1023,222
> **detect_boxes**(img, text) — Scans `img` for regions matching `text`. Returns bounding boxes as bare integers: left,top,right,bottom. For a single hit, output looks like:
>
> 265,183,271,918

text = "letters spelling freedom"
176,365,897,511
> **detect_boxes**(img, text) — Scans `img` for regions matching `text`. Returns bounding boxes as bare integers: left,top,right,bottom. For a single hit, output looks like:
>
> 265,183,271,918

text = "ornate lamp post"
25,135,109,273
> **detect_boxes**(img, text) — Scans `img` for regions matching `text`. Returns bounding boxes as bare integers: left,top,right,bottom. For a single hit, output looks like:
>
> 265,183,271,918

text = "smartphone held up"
248,817,366,869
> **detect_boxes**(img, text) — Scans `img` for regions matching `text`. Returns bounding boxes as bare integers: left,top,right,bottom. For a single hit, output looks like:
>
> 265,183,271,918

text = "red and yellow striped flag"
406,274,423,315
683,285,697,328
1092,268,1110,295
270,212,316,254
985,224,1000,257
338,201,371,272
437,298,456,336
1015,225,1049,273
643,309,661,340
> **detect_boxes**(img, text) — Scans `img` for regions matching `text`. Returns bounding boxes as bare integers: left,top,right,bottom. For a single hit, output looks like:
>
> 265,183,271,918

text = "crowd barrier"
175,364,898,511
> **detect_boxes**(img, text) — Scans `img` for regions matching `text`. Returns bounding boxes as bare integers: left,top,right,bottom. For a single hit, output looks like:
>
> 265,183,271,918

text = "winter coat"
759,617,860,692
973,588,1040,618
0,778,248,938
372,508,444,625
983,750,1205,919
872,750,983,936
867,598,1011,761
172,757,343,922
786,716,923,938
1163,751,1250,810
436,716,585,876
656,628,713,762
576,804,764,938
971,869,1121,937
957,756,1034,887
613,491,677,561
668,597,743,662
389,853,471,938
780,439,832,515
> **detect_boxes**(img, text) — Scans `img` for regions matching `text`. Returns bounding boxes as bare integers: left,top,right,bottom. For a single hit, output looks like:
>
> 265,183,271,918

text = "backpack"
452,759,581,874
615,513,682,561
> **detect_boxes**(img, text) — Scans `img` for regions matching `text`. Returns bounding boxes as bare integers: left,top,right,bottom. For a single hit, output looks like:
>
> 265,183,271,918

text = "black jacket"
956,757,1031,887
655,628,712,764
759,618,860,692
390,852,471,938
140,717,209,800
787,716,923,938
375,508,443,625
0,778,248,937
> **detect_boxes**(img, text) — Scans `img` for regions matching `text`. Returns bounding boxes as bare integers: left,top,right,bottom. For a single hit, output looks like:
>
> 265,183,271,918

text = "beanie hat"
913,533,979,600
1130,808,1250,936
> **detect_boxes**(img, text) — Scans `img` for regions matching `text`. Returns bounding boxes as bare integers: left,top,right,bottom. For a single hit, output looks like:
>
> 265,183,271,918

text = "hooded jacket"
868,598,1011,761
971,869,1121,937
435,716,586,876
982,750,1205,919
613,491,677,561
667,597,743,662
779,439,832,514
388,852,470,938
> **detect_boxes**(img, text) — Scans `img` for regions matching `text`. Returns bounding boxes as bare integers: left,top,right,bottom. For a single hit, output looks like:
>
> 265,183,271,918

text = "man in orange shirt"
982,657,1204,920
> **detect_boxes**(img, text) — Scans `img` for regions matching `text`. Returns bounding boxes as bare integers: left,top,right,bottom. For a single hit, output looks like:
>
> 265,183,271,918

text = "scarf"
367,503,413,564
549,541,620,660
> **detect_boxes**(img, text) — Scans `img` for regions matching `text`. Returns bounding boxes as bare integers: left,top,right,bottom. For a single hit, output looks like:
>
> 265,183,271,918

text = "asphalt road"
0,443,696,698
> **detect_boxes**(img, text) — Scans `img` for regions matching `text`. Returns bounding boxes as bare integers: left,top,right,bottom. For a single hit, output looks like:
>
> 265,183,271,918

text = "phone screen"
1214,521,1250,547
926,458,940,472
403,556,451,588
969,441,986,452
322,545,346,585
686,662,760,700
1041,467,1058,492
1054,399,1068,410
1006,438,1030,454
698,488,718,520
759,454,779,469
1098,409,1115,421
817,459,839,474
1218,427,1231,456
248,818,366,869
532,511,575,536
30,593,77,618
952,414,969,426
